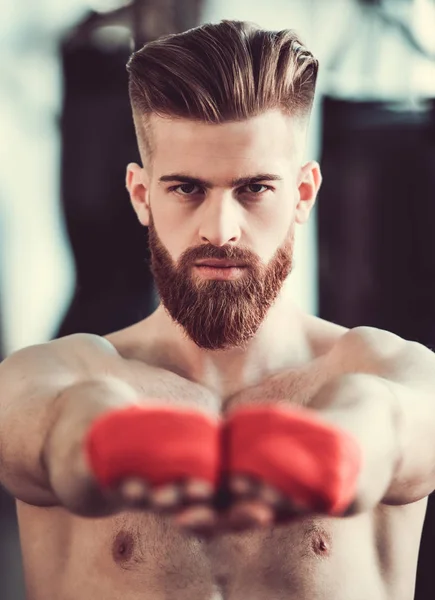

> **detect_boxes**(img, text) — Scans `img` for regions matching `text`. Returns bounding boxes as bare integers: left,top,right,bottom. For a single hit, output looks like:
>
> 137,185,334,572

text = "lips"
195,260,246,268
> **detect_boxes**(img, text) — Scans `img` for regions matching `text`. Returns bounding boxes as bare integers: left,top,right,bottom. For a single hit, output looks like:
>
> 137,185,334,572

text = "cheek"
154,223,189,265
251,203,295,261
154,227,182,262
149,194,184,257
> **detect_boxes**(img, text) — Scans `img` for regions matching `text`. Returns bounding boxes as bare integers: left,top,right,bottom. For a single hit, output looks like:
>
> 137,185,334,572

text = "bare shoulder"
335,325,430,358
336,326,408,353
4,333,119,363
332,326,435,386
0,333,122,392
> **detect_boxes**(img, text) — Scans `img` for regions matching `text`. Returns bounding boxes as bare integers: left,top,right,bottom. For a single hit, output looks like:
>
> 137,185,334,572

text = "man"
0,19,434,600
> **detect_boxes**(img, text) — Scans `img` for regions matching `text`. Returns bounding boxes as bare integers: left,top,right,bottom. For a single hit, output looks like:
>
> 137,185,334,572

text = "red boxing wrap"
85,405,220,489
223,406,362,516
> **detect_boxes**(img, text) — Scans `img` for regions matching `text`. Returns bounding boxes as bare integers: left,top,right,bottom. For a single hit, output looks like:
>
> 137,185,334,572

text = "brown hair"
126,20,318,159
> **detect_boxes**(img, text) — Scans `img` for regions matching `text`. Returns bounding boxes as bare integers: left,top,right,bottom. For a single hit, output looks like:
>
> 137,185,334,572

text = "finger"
182,478,214,503
229,474,259,498
255,482,306,523
118,477,150,505
175,505,218,537
150,483,182,511
225,499,273,531
257,481,288,507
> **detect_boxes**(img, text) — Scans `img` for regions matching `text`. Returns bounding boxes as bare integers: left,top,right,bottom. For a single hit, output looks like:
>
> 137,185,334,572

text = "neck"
148,279,313,397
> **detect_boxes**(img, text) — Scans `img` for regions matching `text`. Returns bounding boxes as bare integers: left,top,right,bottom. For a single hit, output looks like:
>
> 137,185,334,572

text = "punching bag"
56,37,155,337
318,96,435,600
56,0,205,337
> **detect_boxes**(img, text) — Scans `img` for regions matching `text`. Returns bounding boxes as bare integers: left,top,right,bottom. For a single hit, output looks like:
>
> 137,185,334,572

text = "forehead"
148,110,304,179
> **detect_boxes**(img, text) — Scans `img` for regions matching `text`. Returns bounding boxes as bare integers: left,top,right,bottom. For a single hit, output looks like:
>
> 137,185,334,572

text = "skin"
124,108,322,528
128,110,318,266
3,109,435,599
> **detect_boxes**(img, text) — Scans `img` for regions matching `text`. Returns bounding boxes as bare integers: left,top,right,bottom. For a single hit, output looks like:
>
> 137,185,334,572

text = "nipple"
112,530,135,564
310,527,331,557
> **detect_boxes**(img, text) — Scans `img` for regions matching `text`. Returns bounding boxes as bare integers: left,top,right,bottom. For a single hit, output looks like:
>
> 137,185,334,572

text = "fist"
84,404,362,536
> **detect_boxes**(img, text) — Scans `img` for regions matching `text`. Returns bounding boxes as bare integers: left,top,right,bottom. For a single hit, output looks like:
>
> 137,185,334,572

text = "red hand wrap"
223,406,362,515
85,405,220,489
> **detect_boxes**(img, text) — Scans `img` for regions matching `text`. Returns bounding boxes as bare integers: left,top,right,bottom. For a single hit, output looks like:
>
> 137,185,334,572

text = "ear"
126,163,150,226
295,160,322,225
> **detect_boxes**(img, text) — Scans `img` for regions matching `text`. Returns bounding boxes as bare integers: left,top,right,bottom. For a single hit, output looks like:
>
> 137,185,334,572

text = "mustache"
178,244,260,267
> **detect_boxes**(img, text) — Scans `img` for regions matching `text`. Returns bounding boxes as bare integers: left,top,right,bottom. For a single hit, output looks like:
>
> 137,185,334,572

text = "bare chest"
19,494,426,600
76,508,384,600
17,353,425,599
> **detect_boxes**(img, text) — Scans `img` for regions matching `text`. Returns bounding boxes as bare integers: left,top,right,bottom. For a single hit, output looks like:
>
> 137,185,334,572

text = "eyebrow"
158,173,283,188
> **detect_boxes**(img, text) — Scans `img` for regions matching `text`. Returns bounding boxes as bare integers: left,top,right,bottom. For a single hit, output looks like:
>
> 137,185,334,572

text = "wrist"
312,374,400,514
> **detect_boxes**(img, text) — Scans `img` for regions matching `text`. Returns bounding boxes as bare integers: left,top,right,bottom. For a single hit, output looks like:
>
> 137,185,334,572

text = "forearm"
0,372,137,508
311,373,402,514
42,377,139,513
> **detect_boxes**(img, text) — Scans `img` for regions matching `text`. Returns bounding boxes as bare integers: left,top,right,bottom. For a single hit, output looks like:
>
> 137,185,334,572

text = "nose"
198,195,242,246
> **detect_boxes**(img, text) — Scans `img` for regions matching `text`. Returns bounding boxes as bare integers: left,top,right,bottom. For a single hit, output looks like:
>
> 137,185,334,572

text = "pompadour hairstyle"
126,19,319,158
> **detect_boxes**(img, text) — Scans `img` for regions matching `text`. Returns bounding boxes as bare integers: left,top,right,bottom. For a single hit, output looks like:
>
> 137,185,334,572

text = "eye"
170,183,203,196
241,183,272,196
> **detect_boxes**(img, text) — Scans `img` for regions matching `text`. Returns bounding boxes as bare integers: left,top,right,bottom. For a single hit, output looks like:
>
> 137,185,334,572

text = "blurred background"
1,0,435,598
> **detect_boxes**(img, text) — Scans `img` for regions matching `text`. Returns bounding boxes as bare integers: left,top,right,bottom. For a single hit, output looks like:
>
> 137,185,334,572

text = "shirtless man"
1,19,434,600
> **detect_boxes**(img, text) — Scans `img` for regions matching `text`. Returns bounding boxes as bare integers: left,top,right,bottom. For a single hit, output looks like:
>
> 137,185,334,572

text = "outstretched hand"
85,403,362,537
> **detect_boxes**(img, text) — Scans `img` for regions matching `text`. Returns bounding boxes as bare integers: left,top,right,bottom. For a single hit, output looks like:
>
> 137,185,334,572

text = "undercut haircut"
126,19,319,162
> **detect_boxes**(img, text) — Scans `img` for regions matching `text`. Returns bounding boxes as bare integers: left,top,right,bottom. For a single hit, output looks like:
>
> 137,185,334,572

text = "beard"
147,213,295,350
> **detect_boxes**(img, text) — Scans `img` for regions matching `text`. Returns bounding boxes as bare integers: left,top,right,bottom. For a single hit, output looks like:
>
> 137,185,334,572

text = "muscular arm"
0,335,219,522
312,327,435,511
0,334,133,507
